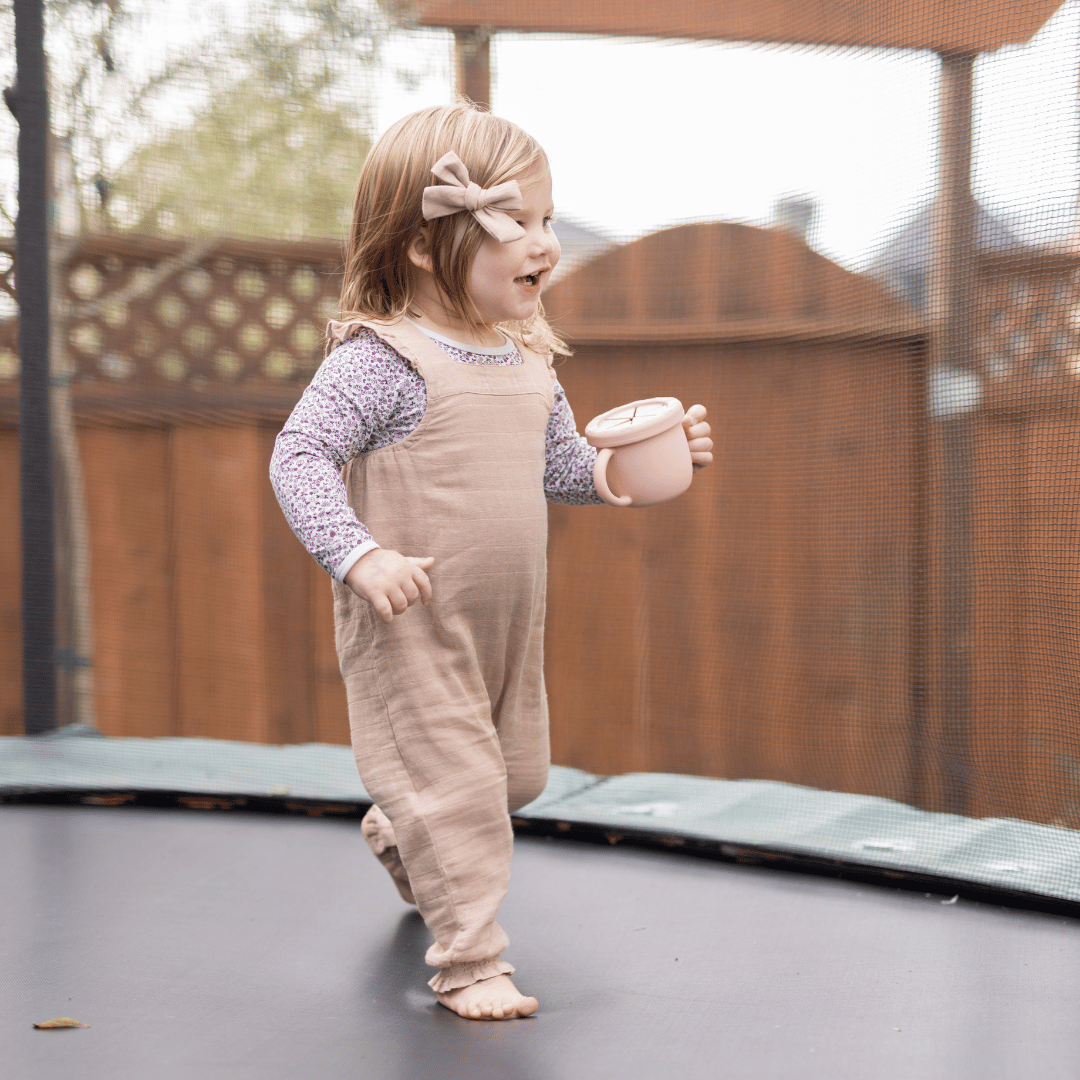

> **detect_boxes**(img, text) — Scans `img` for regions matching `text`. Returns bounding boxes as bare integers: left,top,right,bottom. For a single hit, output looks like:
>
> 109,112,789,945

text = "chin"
510,303,541,323
489,310,535,326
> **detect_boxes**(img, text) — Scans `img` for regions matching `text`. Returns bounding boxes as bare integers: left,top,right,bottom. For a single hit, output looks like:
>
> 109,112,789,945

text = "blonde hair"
338,103,567,356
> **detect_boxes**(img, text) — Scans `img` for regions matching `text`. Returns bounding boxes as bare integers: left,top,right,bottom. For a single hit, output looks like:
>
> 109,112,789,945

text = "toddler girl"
271,103,713,1020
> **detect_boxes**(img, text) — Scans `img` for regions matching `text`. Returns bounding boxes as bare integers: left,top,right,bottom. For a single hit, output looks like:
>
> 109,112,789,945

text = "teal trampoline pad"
3,731,1079,911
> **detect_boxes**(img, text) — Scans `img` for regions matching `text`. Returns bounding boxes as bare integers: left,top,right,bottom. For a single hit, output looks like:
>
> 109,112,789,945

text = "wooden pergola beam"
413,0,1065,55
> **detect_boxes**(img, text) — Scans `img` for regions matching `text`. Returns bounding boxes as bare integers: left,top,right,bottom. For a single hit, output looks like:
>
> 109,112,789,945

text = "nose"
533,224,560,266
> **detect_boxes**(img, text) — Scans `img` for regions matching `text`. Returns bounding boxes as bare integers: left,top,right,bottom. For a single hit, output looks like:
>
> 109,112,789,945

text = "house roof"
867,202,1028,308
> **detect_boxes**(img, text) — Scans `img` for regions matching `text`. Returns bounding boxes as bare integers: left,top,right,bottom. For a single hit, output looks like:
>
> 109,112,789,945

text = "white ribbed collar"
405,317,515,356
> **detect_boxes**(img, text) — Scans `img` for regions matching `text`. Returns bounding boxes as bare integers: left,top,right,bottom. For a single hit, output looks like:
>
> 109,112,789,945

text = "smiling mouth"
515,272,542,286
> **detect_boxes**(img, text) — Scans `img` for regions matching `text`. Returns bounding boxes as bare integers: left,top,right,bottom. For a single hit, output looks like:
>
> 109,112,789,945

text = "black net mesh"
5,0,1080,904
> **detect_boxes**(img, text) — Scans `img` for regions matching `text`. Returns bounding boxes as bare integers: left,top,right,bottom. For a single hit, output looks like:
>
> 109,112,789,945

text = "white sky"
375,1,1080,270
5,0,1076,270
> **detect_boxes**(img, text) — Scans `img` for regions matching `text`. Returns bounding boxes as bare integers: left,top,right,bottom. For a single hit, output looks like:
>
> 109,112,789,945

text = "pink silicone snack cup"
584,397,693,507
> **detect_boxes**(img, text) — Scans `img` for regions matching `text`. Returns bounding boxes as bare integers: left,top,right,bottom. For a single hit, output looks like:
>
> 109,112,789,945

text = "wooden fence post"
927,51,978,814
453,27,492,108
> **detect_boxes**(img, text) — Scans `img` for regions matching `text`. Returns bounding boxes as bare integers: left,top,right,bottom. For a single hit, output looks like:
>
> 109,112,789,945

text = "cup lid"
584,397,684,448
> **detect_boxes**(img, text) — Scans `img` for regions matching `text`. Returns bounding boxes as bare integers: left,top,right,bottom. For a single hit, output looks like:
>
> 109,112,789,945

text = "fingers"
373,584,412,624
682,405,710,445
684,407,713,470
371,595,395,624
384,569,427,621
375,582,417,624
407,557,434,606
683,403,707,427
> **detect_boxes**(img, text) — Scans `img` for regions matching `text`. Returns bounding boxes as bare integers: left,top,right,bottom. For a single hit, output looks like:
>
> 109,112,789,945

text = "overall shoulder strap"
504,331,557,406
325,317,456,378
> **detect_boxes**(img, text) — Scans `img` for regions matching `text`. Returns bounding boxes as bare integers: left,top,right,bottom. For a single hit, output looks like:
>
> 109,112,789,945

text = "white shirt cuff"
334,540,380,583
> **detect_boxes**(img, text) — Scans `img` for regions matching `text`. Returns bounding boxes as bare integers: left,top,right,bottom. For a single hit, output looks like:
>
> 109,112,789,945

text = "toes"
438,984,539,1021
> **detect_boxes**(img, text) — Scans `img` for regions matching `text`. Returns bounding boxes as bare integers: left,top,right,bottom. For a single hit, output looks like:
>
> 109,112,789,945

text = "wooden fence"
4,226,1080,828
0,236,350,744
542,223,927,802
543,224,1080,826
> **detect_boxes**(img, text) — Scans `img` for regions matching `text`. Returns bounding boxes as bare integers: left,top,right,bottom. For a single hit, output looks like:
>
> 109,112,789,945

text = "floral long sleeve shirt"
270,325,603,581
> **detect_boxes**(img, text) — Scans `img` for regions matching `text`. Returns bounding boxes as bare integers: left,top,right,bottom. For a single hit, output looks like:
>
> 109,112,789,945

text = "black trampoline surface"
5,804,1080,1080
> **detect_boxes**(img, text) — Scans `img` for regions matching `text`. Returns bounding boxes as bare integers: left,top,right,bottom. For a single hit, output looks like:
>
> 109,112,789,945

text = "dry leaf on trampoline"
33,1017,90,1029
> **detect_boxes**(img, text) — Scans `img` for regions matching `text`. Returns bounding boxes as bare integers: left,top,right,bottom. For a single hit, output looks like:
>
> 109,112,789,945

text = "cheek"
467,262,495,303
470,252,514,294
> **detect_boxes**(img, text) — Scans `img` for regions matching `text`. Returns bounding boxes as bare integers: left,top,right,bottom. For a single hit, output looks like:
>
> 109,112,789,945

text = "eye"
544,216,556,228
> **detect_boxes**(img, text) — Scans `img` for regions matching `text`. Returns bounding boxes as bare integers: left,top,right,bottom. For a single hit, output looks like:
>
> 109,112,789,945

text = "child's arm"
270,330,429,584
544,379,605,504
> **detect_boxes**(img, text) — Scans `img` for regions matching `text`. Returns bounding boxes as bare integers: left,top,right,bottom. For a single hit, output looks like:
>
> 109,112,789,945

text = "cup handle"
593,448,633,507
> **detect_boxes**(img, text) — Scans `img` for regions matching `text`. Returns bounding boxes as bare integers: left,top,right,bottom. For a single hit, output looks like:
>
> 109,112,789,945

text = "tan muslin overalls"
331,319,555,992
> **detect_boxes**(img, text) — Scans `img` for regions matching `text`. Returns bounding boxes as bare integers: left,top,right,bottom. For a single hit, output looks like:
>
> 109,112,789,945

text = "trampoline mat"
5,802,1080,1080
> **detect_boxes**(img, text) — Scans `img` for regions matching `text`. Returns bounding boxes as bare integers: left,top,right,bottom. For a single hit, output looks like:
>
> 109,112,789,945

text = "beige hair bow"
421,151,526,244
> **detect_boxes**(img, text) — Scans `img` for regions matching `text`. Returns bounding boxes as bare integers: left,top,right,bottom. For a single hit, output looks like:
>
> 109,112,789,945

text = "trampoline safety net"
4,0,1080,908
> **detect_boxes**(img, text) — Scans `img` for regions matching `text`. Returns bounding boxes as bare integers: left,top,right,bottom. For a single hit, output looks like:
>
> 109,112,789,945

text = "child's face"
467,166,560,326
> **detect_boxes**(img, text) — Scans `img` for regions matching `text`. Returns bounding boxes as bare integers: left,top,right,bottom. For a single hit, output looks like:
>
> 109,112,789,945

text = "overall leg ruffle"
428,957,516,993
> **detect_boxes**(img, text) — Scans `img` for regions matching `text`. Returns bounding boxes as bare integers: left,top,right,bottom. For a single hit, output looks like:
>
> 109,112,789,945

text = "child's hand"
344,549,434,624
683,404,713,469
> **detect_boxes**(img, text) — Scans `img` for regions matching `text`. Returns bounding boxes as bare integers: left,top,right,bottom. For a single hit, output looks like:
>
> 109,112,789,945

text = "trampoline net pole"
14,0,56,735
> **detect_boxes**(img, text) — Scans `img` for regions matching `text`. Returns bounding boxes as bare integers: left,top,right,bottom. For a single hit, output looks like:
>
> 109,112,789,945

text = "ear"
407,228,435,274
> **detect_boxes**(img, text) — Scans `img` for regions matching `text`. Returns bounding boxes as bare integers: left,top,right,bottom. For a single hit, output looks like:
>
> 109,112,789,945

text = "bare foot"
437,975,539,1020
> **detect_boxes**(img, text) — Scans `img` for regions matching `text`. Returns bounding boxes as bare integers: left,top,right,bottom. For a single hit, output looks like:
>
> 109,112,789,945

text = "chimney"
774,195,817,244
